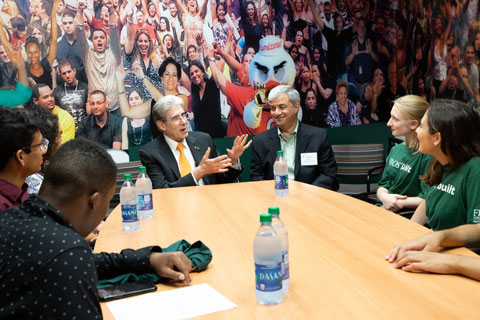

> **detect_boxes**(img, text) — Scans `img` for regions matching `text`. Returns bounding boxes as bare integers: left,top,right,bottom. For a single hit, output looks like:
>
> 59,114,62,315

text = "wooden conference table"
95,181,480,319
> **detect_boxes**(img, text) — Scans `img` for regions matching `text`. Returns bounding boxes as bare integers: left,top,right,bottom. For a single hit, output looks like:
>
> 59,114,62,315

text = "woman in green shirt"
377,95,432,213
412,99,480,230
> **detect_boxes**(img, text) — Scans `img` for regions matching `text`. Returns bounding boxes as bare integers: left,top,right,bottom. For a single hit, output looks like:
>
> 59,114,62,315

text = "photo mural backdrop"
1,0,476,148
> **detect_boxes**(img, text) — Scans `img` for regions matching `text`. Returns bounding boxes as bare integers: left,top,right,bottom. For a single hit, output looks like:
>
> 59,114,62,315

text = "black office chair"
332,143,385,204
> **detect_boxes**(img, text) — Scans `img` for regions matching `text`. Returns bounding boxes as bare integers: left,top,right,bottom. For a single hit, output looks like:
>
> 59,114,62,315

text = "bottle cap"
268,206,280,215
277,150,283,156
260,213,272,223
124,173,132,180
139,166,146,172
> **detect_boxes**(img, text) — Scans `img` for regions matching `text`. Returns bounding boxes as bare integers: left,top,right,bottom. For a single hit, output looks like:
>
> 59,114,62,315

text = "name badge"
301,152,317,166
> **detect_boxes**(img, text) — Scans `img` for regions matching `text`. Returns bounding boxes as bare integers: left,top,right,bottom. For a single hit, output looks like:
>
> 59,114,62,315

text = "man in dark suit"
140,95,251,188
250,85,339,190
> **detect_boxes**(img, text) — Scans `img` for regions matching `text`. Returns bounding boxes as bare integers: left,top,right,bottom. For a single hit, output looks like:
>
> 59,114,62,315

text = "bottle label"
121,204,139,222
275,175,288,190
282,251,290,280
255,263,282,292
138,194,153,211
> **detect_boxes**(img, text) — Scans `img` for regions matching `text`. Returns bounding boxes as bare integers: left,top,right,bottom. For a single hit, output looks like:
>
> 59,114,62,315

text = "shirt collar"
0,178,28,205
277,120,299,141
164,134,189,153
21,195,74,230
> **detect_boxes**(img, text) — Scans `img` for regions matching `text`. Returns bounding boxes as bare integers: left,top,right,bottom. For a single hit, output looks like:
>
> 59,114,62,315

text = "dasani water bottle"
254,213,283,305
120,174,139,231
274,150,288,197
269,206,289,292
136,166,154,218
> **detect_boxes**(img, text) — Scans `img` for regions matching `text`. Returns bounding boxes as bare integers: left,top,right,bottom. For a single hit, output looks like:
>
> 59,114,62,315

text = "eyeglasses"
22,138,49,153
168,112,188,123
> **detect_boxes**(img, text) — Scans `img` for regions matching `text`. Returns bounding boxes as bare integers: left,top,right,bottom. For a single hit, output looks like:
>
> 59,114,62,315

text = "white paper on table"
106,283,237,320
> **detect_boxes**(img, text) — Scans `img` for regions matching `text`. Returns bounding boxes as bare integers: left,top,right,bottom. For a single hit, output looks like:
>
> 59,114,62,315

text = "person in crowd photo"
53,59,89,129
56,10,88,84
240,0,262,53
326,81,361,127
309,0,352,81
30,83,75,142
119,57,189,138
25,0,59,89
295,65,319,113
437,64,473,102
344,17,379,97
301,87,325,127
26,19,49,57
0,43,18,89
76,3,121,115
428,8,453,95
0,24,31,107
119,86,152,150
173,0,208,56
77,90,122,149
184,60,225,138
124,3,162,100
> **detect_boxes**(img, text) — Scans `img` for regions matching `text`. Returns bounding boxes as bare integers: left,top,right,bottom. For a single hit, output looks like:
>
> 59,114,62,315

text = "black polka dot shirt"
0,196,161,319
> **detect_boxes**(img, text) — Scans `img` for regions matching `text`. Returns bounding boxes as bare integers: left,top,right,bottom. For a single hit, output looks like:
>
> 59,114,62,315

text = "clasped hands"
380,193,407,212
385,230,453,275
193,135,252,180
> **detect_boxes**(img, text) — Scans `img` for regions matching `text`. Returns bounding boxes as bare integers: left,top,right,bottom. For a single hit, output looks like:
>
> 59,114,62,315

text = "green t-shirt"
378,144,432,200
426,157,480,231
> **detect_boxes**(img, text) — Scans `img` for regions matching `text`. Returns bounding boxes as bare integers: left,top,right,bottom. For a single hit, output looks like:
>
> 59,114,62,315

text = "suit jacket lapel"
294,122,306,178
268,128,282,168
158,134,181,179
186,134,204,167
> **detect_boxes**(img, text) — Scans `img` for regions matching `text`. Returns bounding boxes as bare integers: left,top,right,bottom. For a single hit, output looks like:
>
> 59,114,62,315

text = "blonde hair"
392,95,429,152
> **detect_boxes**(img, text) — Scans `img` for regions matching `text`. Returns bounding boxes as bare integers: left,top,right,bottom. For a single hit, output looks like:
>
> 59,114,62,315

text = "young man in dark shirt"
77,90,122,149
54,59,89,130
0,138,192,318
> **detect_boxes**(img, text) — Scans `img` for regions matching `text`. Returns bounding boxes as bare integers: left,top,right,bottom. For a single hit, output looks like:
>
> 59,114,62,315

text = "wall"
1,0,475,148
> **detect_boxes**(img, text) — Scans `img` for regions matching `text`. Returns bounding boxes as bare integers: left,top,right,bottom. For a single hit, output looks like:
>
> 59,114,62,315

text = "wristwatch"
209,57,216,62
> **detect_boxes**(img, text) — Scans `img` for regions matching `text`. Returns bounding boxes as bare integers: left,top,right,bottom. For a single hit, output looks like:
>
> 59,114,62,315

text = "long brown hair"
422,99,480,186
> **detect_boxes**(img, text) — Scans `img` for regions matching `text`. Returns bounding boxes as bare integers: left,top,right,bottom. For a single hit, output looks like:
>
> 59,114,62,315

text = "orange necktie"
177,143,192,177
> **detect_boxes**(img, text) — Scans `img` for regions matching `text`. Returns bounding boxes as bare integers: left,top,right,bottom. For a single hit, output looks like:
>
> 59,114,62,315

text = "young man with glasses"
139,95,251,188
77,90,122,149
0,107,46,211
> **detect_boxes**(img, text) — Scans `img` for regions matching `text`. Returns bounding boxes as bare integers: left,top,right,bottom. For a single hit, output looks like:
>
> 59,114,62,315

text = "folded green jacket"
97,240,212,289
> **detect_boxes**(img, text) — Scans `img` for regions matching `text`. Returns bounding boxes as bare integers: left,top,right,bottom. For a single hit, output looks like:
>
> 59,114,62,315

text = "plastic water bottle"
136,166,154,218
274,150,288,197
120,174,139,231
254,213,283,305
269,206,289,292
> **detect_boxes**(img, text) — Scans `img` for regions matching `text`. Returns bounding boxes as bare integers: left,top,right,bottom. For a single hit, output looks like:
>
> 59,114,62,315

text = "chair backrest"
332,143,385,195
110,160,143,209
107,149,130,164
